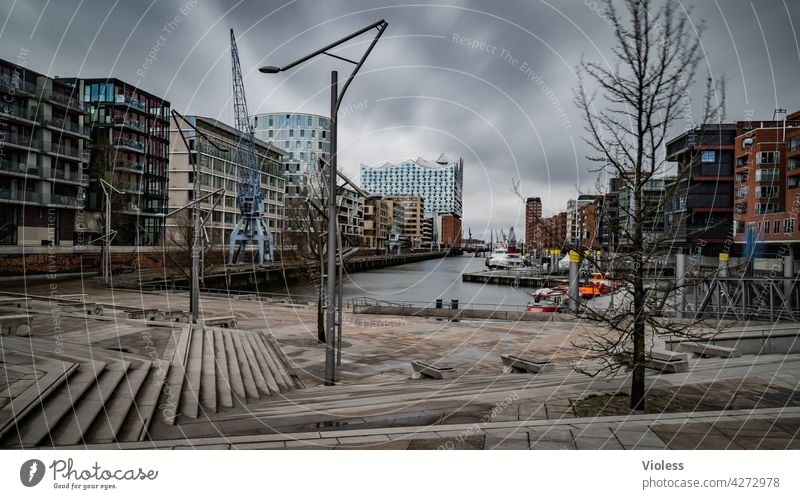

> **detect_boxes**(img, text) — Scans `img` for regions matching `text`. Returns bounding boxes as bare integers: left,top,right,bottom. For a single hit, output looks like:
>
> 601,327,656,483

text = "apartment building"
665,124,737,254
337,184,365,245
77,77,171,246
384,195,424,248
363,195,390,251
250,112,330,199
0,58,90,250
733,111,800,252
167,115,286,248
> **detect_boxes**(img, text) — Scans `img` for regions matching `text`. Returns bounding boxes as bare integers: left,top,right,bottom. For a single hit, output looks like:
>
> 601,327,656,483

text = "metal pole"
191,151,200,323
325,71,338,386
337,226,343,366
719,252,729,277
104,187,110,286
784,253,794,301
568,249,580,314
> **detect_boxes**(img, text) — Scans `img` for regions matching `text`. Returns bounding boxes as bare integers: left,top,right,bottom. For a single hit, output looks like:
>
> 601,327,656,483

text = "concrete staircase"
0,325,302,448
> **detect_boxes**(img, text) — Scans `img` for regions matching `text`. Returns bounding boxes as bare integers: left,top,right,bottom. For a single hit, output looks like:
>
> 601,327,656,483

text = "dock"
461,270,569,288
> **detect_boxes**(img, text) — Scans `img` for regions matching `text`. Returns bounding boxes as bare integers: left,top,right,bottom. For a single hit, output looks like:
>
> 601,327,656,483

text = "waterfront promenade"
1,277,799,449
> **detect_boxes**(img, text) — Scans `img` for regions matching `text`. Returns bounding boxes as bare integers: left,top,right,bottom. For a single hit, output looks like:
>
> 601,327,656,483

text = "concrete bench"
646,349,689,373
677,342,741,359
199,316,238,328
0,314,33,337
60,301,104,316
410,360,457,380
125,308,166,321
0,297,31,309
501,354,553,374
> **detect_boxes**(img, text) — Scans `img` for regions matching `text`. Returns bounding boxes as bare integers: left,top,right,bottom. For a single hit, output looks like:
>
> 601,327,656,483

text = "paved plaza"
1,278,799,449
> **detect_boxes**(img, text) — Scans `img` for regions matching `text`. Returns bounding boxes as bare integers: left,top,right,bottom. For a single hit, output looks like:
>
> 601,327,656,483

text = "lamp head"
258,66,281,74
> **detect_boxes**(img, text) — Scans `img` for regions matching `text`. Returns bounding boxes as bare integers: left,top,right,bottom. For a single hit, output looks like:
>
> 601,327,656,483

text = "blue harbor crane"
228,28,274,265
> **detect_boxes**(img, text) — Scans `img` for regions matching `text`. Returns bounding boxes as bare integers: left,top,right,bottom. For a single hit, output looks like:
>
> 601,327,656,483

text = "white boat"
527,288,566,313
485,248,525,269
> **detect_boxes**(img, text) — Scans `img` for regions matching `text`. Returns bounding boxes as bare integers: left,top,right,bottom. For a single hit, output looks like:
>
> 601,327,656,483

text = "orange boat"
579,273,615,299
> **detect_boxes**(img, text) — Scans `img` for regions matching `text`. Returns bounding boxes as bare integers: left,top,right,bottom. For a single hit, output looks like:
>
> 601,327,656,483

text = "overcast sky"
1,0,798,239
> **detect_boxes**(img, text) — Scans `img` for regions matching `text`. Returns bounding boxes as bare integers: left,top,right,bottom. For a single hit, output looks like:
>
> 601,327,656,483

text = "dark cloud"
2,0,798,239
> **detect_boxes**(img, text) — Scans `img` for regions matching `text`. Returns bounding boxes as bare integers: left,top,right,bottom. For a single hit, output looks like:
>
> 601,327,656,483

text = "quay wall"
352,304,576,322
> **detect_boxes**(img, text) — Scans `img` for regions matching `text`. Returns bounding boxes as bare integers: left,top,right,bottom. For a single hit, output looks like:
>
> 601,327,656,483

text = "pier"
461,269,569,288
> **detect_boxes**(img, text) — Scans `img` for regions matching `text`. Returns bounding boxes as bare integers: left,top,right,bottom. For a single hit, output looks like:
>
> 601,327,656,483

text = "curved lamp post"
260,19,388,385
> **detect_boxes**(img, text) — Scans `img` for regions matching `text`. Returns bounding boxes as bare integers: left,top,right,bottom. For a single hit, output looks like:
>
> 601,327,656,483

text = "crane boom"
228,28,274,265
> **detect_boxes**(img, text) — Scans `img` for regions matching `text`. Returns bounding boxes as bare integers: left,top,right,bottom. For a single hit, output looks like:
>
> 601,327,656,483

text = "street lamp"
98,178,124,286
261,19,388,386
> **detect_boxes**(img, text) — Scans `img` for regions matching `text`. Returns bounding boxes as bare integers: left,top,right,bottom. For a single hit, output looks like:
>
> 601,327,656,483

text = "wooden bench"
410,360,457,380
0,314,33,337
501,354,553,374
646,349,689,373
677,342,741,359
199,316,238,328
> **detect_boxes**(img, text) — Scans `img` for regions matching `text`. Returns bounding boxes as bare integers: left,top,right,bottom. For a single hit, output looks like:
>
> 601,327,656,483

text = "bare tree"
163,210,222,281
573,0,726,410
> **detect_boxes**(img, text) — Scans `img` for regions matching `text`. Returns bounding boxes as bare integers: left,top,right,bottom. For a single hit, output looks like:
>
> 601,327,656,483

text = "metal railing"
43,118,91,136
349,296,530,313
0,189,83,207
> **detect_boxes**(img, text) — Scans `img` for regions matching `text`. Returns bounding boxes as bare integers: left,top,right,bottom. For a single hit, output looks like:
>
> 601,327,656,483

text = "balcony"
0,74,38,95
117,96,147,112
45,90,86,111
735,188,748,199
113,116,146,132
0,159,39,177
0,189,84,208
42,117,91,137
114,160,145,174
51,168,89,185
0,105,38,123
116,137,145,152
735,203,747,215
0,131,37,150
736,155,749,168
42,141,84,161
755,188,779,200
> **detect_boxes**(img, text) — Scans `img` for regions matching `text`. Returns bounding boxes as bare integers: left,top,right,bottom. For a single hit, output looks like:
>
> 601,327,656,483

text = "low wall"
352,304,575,322
665,324,800,355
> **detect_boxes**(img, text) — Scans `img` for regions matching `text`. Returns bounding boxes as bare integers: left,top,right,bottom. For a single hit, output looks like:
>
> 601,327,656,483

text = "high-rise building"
359,154,464,218
250,112,330,198
525,197,542,252
0,58,90,250
337,184,364,244
76,77,171,246
566,195,603,247
166,115,286,248
363,195,390,251
665,124,737,254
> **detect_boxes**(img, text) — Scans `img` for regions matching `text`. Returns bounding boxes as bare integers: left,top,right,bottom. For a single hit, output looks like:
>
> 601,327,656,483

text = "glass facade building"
250,112,330,198
359,154,464,218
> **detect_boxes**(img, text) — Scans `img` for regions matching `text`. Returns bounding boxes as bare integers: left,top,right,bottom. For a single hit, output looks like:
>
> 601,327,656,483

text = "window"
757,151,780,164
701,150,716,163
268,130,273,138
289,129,294,137
775,220,781,233
786,218,795,234
764,221,770,234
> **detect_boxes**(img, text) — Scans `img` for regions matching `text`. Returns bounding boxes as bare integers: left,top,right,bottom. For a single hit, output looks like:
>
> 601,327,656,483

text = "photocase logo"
20,459,45,487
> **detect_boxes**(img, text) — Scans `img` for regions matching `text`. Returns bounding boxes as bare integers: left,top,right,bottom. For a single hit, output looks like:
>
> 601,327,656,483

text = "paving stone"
485,436,529,450
571,427,615,439
484,427,529,439
574,436,623,450
388,431,442,441
731,436,800,450
336,435,390,445
529,439,575,450
285,438,338,449
409,436,485,450
337,440,411,450
231,441,287,449
528,428,573,442
173,444,231,449
613,429,668,449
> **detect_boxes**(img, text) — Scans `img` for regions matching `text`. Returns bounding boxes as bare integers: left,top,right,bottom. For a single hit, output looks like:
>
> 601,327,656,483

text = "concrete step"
243,332,280,395
199,327,217,413
254,332,292,392
48,361,131,447
221,329,247,402
154,364,185,426
117,363,172,442
179,326,204,419
212,329,233,409
3,361,107,448
82,362,152,444
235,331,270,396
261,333,304,389
231,332,260,400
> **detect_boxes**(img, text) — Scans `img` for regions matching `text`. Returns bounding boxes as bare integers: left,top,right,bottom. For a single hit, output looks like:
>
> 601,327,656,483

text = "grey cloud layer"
1,0,797,238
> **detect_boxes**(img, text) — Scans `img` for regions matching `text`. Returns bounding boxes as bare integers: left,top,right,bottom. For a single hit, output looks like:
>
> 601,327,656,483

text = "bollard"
435,299,443,309
719,252,729,278
568,250,580,314
451,299,459,310
784,253,794,300
675,251,687,319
